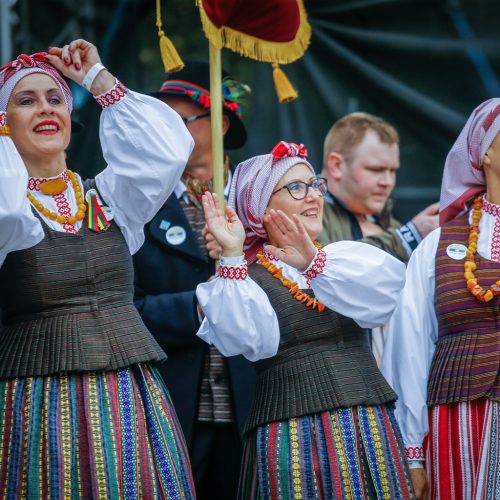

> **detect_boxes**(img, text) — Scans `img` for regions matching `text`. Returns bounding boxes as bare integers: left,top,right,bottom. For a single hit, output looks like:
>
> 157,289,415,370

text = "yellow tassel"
0,126,10,136
158,30,184,73
272,64,298,103
156,0,184,73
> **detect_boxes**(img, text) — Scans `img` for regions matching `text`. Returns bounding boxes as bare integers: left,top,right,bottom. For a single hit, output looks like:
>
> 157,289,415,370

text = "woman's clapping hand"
202,192,245,258
264,209,317,270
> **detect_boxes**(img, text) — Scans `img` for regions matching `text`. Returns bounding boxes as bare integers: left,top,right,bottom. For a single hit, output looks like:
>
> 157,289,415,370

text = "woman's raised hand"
46,40,115,94
264,209,317,270
202,192,245,258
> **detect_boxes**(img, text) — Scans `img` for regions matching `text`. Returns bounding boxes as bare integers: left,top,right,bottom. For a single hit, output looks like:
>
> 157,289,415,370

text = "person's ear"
222,114,230,137
326,152,344,181
483,150,491,169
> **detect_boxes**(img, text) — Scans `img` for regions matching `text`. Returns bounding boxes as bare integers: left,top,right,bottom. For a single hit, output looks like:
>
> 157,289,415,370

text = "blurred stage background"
2,0,499,221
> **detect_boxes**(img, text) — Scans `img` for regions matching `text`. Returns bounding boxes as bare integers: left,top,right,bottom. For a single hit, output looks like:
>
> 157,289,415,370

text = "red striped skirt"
0,364,195,499
425,398,499,500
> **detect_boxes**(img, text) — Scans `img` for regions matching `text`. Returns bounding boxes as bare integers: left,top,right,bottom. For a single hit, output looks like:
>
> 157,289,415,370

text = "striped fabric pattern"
239,405,414,499
197,346,233,423
425,399,499,500
245,263,396,433
0,364,195,499
178,195,233,424
430,214,500,405
0,179,165,379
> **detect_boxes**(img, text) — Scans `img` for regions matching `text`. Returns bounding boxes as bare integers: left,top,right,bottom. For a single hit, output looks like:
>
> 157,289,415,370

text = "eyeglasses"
271,177,328,200
179,112,210,126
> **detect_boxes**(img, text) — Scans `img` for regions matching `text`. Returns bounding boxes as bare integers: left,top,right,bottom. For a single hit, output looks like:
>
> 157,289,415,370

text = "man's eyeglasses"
271,177,328,200
179,112,210,126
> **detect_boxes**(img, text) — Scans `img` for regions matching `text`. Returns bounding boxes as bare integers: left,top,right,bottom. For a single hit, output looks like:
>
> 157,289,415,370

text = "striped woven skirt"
239,405,414,499
0,364,195,499
425,398,499,500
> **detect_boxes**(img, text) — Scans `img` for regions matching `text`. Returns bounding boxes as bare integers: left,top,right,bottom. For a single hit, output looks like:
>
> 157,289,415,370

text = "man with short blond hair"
319,112,438,262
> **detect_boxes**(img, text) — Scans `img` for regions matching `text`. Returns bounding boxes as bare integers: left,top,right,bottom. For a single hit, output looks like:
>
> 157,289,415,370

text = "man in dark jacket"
133,62,254,499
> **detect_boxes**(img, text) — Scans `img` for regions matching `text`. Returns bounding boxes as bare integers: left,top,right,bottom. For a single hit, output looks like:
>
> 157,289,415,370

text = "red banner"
197,0,311,64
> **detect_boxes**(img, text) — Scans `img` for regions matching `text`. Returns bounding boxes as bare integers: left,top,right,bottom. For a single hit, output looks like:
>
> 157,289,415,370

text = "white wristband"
408,460,424,469
82,62,106,91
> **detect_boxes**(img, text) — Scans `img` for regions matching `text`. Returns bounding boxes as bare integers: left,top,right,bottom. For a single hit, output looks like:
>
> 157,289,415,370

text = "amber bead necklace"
464,195,500,302
27,170,87,225
256,241,326,312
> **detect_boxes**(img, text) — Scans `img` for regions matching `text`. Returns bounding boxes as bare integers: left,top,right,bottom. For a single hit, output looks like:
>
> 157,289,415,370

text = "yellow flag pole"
209,42,225,207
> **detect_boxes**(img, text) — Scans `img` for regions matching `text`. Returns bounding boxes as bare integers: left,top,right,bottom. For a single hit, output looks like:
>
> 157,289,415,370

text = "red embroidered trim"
27,170,70,191
492,219,500,263
303,249,327,285
54,192,77,234
406,446,424,460
218,265,248,280
482,197,500,262
483,197,500,217
262,249,279,262
94,80,127,109
0,112,6,127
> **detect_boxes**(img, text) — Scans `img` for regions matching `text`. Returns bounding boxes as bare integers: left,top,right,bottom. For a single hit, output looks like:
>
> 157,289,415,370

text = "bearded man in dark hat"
133,62,254,499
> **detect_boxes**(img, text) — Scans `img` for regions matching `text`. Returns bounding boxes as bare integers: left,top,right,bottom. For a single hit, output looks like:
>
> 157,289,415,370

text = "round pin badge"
446,243,467,260
165,225,187,246
102,206,114,221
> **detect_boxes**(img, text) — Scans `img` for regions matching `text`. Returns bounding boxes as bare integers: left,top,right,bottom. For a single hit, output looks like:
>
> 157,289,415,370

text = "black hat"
150,61,247,149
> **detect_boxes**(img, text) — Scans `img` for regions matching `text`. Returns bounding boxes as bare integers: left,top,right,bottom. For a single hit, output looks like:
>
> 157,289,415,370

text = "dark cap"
150,61,247,149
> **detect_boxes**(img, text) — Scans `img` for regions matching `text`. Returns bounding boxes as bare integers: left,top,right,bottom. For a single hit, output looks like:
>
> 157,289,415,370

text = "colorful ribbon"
86,189,110,232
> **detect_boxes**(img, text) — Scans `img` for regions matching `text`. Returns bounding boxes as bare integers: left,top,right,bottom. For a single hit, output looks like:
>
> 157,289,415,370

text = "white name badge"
165,225,186,246
446,243,467,260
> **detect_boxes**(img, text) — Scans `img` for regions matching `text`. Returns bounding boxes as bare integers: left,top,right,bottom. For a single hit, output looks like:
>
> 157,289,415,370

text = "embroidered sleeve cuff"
93,80,128,109
406,446,424,460
302,249,327,283
218,257,248,280
397,221,422,255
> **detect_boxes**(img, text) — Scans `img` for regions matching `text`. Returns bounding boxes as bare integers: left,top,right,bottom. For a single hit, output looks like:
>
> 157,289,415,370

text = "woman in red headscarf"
0,40,196,498
381,99,500,500
195,142,415,499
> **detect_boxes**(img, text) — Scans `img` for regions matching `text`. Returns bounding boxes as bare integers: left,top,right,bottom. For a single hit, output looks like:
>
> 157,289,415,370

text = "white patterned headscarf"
440,98,500,224
228,141,315,263
0,52,73,112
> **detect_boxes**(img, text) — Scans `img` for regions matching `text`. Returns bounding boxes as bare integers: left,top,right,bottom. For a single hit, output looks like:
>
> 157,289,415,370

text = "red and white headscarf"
440,98,500,224
228,141,314,263
0,52,73,113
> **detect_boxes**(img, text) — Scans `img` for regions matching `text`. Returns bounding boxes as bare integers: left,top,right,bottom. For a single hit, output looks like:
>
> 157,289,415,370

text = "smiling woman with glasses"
194,141,415,499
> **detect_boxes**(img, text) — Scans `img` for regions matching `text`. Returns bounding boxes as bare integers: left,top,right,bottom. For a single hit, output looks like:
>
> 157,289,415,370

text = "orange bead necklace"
27,170,87,226
256,242,326,312
464,195,500,302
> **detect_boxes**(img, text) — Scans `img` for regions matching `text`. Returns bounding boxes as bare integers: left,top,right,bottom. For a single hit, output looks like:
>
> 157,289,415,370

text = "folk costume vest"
244,262,397,433
429,214,500,405
0,180,165,379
